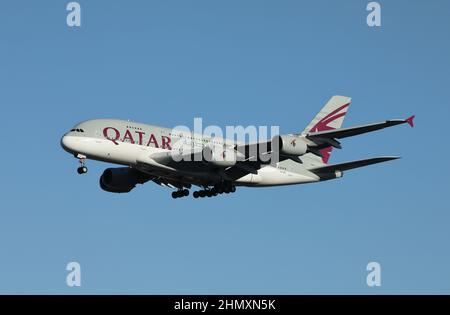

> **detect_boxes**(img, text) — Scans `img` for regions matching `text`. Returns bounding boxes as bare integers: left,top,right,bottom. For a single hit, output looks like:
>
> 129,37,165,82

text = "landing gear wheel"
76,154,88,174
193,191,199,198
77,166,88,174
172,189,190,199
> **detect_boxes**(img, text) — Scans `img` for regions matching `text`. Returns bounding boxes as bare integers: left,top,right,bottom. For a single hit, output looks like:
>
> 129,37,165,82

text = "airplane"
60,96,414,199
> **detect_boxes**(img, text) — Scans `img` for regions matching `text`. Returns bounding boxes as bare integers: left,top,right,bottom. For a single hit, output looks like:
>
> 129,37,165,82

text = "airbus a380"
60,96,414,199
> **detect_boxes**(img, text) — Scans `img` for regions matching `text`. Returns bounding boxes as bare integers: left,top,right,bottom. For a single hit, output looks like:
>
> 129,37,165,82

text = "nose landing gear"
76,154,88,174
77,166,88,174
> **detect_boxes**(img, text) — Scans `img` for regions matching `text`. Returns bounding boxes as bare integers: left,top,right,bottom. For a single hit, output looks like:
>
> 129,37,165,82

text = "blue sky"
0,0,449,294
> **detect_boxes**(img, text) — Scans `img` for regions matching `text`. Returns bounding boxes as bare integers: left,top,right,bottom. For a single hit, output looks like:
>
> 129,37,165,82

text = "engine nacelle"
272,135,308,156
202,146,237,167
99,167,152,193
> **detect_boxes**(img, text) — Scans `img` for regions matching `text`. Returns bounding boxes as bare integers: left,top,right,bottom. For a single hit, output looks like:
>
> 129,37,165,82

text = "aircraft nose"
60,135,77,154
60,135,70,152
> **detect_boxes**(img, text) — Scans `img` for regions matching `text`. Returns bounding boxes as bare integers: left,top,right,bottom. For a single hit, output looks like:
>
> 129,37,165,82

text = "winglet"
406,115,415,128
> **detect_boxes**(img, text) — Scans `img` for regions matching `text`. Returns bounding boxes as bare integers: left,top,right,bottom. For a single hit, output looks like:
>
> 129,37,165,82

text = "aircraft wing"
305,116,414,142
151,176,192,190
234,140,273,161
234,116,414,158
226,140,296,181
308,156,400,174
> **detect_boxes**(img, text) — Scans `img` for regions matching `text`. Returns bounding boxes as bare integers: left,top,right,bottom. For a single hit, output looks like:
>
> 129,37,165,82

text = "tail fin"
302,95,352,164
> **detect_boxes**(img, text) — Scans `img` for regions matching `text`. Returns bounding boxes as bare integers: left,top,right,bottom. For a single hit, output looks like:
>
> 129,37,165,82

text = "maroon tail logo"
309,103,349,163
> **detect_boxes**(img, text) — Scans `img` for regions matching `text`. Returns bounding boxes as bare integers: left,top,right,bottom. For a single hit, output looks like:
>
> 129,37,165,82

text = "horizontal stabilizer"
309,156,400,174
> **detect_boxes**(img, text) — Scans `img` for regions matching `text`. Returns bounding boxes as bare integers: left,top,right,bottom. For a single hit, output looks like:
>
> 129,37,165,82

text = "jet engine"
202,146,237,167
99,167,152,193
272,135,308,156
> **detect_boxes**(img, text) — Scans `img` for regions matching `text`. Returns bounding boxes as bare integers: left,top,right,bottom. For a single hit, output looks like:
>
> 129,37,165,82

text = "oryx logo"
309,103,349,163
290,139,297,147
309,103,349,133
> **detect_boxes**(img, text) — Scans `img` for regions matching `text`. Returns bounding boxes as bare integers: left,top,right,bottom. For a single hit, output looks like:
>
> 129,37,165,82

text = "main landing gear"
171,189,190,199
76,154,88,174
192,183,236,199
171,183,236,199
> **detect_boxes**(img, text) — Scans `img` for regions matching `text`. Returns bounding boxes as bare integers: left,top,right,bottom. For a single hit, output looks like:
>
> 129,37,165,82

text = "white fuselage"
61,119,322,187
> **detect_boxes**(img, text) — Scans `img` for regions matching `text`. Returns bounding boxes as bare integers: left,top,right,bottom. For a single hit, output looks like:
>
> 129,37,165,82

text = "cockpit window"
70,129,85,133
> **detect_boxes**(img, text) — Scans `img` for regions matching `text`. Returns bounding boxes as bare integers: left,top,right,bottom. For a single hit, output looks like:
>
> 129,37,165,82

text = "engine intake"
99,167,152,193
